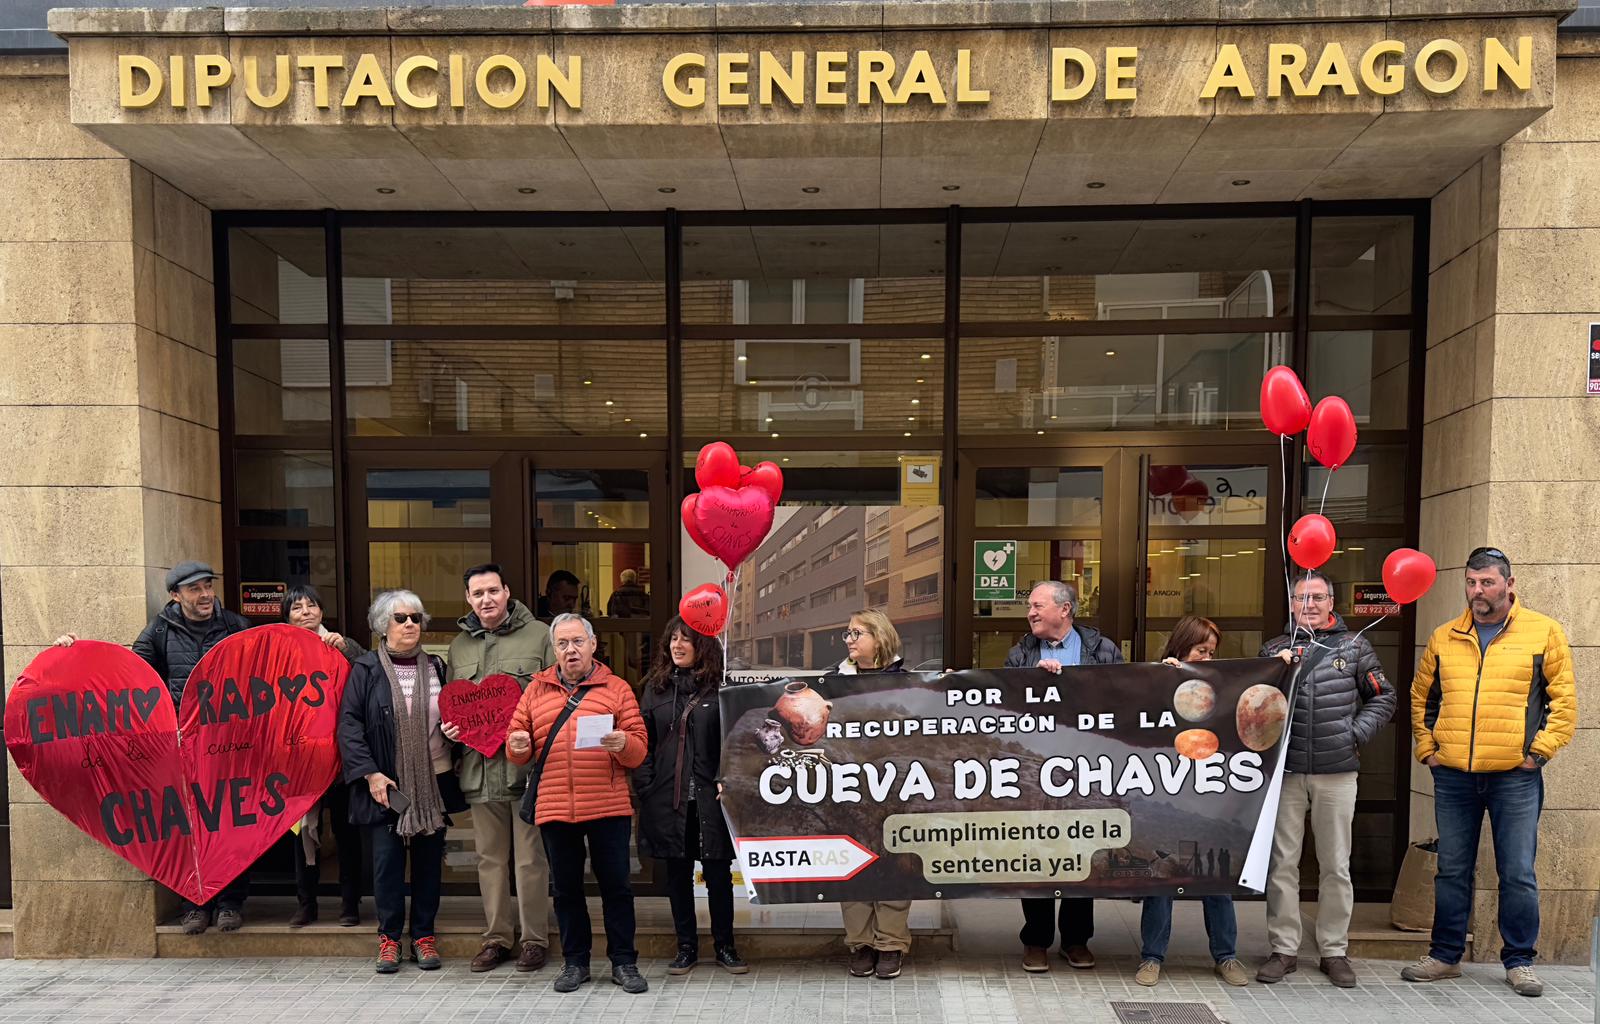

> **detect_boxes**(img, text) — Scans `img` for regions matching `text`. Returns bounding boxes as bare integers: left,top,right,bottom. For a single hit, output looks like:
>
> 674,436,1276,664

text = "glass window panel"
535,541,653,621
1145,538,1266,620
975,467,1102,528
683,224,944,324
236,450,333,528
1311,216,1413,315
1145,629,1264,662
1309,538,1406,617
367,540,491,649
959,333,1278,433
345,338,667,437
367,470,491,528
1308,329,1411,431
1147,465,1268,527
239,539,338,623
233,338,331,437
682,450,940,508
961,218,1295,321
534,469,649,529
340,226,665,326
683,339,942,437
229,228,326,325
974,540,1101,618
1303,446,1408,524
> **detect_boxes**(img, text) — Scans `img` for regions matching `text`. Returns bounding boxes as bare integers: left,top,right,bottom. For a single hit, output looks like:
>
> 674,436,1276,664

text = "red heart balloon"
692,484,776,570
1307,396,1358,471
1171,475,1211,520
682,493,717,559
743,461,785,506
1382,548,1437,605
439,673,524,757
1260,365,1312,436
4,625,349,905
1288,513,1337,569
1148,464,1189,498
695,442,741,491
679,583,729,636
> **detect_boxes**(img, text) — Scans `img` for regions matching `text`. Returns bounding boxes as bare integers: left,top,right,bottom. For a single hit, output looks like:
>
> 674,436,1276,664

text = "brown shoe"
1256,953,1298,983
517,941,548,972
1021,946,1050,972
1061,944,1095,969
1320,956,1357,988
849,946,878,977
470,942,513,973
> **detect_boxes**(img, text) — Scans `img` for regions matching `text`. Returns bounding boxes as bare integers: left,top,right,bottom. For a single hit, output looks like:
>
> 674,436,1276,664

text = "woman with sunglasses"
338,591,467,974
635,616,748,976
1139,615,1251,988
834,609,911,980
280,584,366,927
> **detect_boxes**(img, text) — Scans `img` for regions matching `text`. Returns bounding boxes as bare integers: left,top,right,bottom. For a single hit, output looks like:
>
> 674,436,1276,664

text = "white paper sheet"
574,713,614,749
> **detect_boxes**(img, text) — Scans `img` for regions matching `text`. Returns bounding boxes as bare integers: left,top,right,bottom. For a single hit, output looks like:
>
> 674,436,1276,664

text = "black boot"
715,945,749,974
668,943,699,975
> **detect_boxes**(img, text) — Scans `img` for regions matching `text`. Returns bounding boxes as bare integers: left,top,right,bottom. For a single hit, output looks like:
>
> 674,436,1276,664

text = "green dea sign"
974,540,1017,601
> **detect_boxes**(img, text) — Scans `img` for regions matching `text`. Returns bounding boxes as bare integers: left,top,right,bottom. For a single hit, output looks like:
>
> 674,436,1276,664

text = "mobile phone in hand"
386,785,412,815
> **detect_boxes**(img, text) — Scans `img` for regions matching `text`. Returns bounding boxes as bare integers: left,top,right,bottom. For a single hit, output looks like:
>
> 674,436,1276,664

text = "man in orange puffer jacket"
508,613,648,995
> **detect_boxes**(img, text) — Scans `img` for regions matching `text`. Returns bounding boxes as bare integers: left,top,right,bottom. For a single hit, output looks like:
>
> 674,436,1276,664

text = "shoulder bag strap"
519,686,589,823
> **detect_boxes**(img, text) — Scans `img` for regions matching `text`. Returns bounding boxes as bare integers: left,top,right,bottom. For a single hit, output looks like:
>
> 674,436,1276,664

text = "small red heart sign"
439,673,525,757
680,583,729,636
4,625,349,905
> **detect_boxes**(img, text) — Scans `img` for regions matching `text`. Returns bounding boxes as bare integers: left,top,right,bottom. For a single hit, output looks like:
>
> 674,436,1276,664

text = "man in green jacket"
450,563,556,973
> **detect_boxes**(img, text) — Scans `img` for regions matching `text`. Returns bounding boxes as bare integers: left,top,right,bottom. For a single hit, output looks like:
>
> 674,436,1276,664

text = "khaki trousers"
472,800,551,949
1266,771,1357,957
841,900,913,953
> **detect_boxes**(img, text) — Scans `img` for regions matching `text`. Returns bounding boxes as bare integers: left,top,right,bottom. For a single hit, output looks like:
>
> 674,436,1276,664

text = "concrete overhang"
48,1,1574,210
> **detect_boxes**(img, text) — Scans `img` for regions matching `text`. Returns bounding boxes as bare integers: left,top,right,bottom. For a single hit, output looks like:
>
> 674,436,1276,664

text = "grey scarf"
376,644,447,839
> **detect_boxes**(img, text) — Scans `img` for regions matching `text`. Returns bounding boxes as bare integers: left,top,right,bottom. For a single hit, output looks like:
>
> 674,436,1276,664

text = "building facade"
0,0,1597,962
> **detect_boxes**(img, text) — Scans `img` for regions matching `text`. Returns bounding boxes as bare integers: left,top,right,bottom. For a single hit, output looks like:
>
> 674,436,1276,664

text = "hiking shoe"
1256,953,1297,983
1021,946,1049,972
1135,959,1161,986
1401,955,1462,983
612,962,649,994
1215,958,1251,987
715,945,749,974
412,936,442,971
517,941,548,972
375,936,401,974
180,910,208,935
471,942,512,972
1507,965,1544,997
1062,944,1095,969
215,908,243,933
1320,956,1357,988
553,964,591,992
288,904,316,929
850,946,878,977
875,950,903,979
668,944,699,975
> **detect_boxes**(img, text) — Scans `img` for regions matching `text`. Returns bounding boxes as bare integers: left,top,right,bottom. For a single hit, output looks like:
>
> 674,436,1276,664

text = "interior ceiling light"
1104,349,1117,357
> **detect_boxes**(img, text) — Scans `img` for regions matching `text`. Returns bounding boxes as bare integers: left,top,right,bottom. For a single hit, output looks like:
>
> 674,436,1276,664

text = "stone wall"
0,55,221,957
1417,44,1600,964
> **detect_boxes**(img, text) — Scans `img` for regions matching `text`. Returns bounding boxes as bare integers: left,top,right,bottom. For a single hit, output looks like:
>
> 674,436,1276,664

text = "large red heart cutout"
4,625,348,905
692,483,776,570
439,673,524,757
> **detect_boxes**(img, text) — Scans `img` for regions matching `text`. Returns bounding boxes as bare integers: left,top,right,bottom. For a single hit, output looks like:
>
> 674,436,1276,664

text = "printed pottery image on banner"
1172,680,1216,722
1235,684,1289,752
772,680,833,746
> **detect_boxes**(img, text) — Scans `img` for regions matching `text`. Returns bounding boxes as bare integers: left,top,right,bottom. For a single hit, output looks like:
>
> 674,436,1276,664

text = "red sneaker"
413,935,442,971
376,936,401,974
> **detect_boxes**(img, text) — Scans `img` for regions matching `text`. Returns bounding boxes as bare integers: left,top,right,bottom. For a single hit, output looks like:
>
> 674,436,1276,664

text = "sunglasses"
1469,546,1512,571
392,613,424,625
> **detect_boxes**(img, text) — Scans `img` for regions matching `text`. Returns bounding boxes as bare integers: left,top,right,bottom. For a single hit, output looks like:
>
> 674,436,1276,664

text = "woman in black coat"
635,616,746,976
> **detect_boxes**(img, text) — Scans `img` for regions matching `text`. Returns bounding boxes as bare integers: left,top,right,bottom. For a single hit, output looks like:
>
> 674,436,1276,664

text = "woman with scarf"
281,584,365,927
338,590,467,974
635,617,747,976
835,609,911,980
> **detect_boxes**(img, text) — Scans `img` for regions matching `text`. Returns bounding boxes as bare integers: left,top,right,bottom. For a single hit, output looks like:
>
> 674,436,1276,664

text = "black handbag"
518,686,589,825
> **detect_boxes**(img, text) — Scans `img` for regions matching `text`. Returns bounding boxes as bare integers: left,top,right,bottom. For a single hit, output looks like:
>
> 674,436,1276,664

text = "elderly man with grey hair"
339,589,468,975
1003,579,1123,974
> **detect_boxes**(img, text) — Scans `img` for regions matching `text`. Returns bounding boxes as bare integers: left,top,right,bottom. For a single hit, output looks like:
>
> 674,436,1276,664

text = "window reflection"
1145,538,1267,620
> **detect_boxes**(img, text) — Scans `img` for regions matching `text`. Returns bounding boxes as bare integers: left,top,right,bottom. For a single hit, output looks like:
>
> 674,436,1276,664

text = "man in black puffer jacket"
52,559,252,935
1255,569,1395,991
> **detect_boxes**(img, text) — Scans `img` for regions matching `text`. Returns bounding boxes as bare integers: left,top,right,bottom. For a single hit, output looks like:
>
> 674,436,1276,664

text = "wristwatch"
1530,753,1549,768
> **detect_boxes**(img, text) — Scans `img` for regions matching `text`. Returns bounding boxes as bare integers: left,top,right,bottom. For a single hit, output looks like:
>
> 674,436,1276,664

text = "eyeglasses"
1293,593,1333,605
841,628,867,642
554,638,590,652
391,612,423,625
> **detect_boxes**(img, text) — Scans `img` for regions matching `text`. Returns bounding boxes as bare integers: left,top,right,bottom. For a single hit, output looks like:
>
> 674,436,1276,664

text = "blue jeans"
1430,764,1543,968
1139,896,1237,963
370,824,446,941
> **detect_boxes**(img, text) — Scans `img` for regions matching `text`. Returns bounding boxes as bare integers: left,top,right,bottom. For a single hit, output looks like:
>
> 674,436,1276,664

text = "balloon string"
1352,614,1389,642
1280,433,1300,650
1318,471,1332,518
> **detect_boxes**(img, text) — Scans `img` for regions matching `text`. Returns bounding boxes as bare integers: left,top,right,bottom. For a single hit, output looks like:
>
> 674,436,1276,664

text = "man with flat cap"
53,558,253,934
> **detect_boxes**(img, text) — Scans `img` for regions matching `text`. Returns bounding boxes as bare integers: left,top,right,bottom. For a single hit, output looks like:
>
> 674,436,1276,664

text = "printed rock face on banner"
3,625,349,905
718,660,1295,903
439,673,524,757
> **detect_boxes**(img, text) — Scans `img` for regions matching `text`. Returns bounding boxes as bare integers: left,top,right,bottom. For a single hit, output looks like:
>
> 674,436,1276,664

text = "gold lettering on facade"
1415,38,1469,95
168,54,186,108
1105,46,1137,100
759,51,805,105
956,49,989,103
193,54,232,108
342,52,394,107
1359,41,1406,95
296,55,343,108
243,55,291,108
394,55,438,108
663,52,706,108
1484,35,1532,92
719,52,751,106
1201,44,1256,99
1267,43,1310,98
118,55,162,108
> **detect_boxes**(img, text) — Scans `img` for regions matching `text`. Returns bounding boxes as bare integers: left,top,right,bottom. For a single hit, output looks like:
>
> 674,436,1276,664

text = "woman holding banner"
282,585,367,928
338,590,467,974
636,616,748,977
1140,615,1250,988
835,610,911,980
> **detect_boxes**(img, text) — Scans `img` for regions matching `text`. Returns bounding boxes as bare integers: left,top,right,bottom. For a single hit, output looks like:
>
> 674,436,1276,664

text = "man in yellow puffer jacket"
1402,547,1576,999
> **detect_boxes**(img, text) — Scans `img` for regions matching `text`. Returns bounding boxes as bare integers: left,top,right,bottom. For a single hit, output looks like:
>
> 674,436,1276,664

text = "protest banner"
718,659,1293,904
